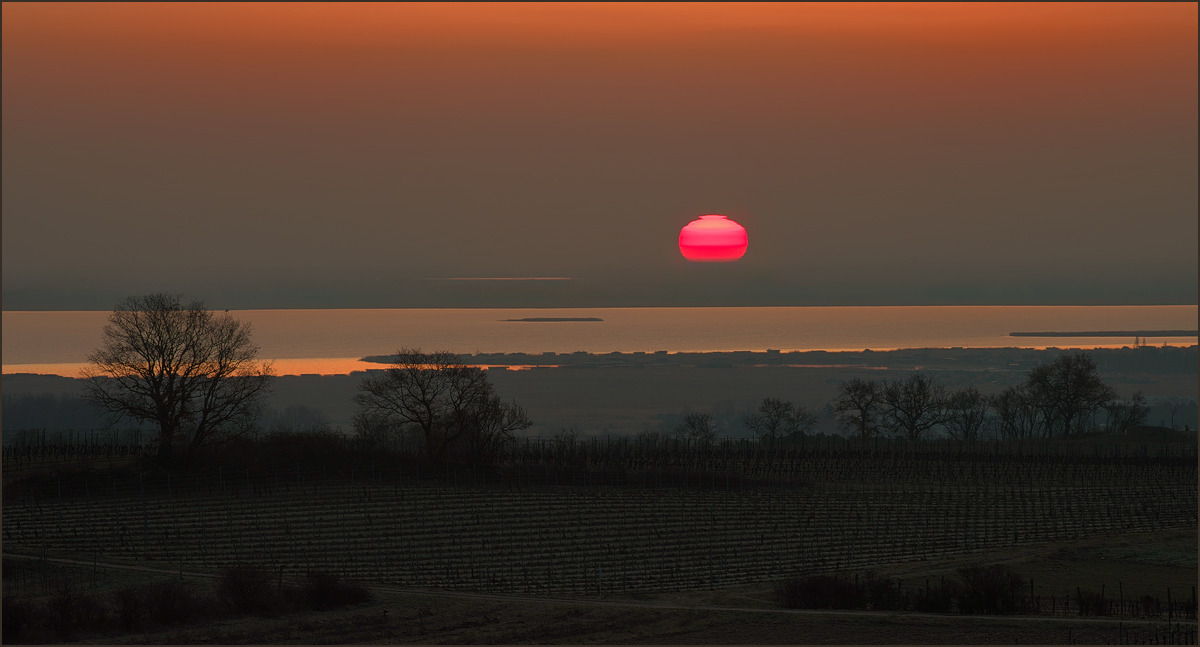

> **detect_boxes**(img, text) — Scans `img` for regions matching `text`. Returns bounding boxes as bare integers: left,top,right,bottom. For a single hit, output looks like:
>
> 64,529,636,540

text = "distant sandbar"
500,317,604,322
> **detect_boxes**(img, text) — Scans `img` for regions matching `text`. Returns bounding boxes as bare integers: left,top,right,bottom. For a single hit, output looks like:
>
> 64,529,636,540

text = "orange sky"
5,3,1194,46
3,3,1196,309
6,3,1194,115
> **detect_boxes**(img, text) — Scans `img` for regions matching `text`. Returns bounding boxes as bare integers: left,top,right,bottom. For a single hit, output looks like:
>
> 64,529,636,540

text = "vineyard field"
5,443,1194,599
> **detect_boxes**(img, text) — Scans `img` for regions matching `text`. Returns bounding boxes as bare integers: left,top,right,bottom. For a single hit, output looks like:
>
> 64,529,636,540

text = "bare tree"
633,429,666,450
267,405,332,435
881,373,947,441
1104,391,1150,434
353,348,529,462
554,426,582,463
990,385,1040,440
833,378,883,439
743,398,817,445
1024,353,1115,437
790,405,819,440
82,293,273,458
458,393,532,464
352,410,397,450
675,412,717,445
944,387,990,442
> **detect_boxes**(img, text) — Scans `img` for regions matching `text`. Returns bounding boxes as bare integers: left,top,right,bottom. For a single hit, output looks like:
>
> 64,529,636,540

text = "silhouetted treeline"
386,344,1200,374
829,354,1194,442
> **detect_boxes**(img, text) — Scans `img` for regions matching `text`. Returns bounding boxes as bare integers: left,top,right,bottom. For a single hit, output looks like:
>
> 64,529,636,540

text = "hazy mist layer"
3,3,1196,310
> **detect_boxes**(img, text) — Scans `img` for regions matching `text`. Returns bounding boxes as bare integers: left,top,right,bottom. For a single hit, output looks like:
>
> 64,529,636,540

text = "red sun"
678,215,748,262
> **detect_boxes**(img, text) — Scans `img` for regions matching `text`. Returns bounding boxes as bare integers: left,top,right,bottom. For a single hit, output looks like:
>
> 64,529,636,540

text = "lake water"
3,305,1196,376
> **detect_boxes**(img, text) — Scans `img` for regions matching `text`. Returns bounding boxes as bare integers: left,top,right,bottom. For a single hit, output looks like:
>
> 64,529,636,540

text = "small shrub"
276,581,309,613
1135,594,1156,618
47,585,110,641
305,571,373,611
48,587,78,641
956,564,1025,615
113,586,143,632
2,559,23,581
218,565,275,615
3,594,38,644
1077,589,1107,616
775,574,863,610
915,579,960,614
860,571,900,611
144,580,201,627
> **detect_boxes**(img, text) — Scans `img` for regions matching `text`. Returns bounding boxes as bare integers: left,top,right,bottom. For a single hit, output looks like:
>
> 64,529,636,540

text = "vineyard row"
5,473,1194,597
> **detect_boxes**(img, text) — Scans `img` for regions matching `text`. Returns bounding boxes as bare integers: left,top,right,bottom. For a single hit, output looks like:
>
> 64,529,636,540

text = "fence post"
140,471,148,558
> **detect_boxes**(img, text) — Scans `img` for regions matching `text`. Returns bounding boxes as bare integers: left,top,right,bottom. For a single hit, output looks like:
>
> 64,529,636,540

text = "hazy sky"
3,3,1196,309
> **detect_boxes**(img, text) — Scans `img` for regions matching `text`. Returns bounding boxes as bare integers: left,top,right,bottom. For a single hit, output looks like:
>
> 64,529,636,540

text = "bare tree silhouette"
834,378,883,440
944,387,990,442
1025,353,1115,437
881,374,947,441
675,412,717,445
82,293,273,458
461,393,532,464
354,348,529,462
990,385,1040,440
1104,391,1150,434
743,398,818,445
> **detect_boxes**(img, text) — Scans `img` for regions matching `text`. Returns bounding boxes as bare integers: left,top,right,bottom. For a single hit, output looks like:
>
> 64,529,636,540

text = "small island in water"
500,317,604,322
1010,330,1197,337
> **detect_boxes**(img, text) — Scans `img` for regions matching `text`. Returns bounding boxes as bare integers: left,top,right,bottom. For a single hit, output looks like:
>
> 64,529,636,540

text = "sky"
3,2,1197,310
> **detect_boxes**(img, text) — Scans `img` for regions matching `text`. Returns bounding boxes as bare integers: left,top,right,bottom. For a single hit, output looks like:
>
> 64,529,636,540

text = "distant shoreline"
8,345,1197,380
1011,330,1198,337
359,345,1198,370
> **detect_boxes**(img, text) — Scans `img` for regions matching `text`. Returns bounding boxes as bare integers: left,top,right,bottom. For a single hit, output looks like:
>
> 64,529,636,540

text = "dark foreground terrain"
4,528,1194,644
3,430,1195,644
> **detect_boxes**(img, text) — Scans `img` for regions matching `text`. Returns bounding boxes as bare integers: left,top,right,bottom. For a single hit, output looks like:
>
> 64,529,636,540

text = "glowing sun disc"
679,215,748,262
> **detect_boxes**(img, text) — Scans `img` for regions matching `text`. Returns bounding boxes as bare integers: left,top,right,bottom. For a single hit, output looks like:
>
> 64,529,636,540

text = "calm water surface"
3,306,1196,376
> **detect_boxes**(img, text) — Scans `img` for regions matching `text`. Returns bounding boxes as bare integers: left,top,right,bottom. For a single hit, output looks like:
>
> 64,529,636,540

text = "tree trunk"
157,425,174,459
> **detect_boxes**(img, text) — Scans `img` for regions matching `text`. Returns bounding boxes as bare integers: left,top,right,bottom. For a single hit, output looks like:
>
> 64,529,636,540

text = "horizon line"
3,303,1198,313
422,277,576,281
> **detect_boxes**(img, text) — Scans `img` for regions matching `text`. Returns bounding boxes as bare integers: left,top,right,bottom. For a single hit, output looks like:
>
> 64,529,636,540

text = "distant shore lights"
678,215,748,262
